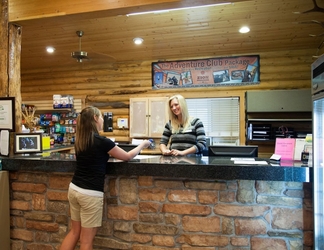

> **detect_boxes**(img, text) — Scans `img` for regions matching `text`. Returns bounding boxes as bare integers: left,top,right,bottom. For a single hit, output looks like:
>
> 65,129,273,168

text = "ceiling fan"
294,0,324,14
295,19,324,58
71,30,89,63
71,30,116,63
312,39,324,59
296,20,324,37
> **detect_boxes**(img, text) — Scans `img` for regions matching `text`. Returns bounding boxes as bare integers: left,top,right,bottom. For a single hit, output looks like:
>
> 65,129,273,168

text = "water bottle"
148,139,155,149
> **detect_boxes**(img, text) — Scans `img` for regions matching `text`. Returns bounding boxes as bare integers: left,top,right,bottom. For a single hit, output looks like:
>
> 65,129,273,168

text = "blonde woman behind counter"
159,94,206,156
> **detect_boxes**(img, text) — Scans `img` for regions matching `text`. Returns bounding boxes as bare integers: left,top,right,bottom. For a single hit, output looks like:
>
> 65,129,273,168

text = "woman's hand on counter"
162,146,197,156
162,149,172,155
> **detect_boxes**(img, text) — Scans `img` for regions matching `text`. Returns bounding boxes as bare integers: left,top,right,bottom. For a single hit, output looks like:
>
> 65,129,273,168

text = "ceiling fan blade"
309,32,324,37
293,0,324,14
296,20,324,28
89,49,116,62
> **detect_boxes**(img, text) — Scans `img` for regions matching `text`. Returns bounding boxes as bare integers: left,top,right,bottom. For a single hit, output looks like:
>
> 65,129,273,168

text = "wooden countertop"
43,145,74,153
43,145,160,155
141,148,161,155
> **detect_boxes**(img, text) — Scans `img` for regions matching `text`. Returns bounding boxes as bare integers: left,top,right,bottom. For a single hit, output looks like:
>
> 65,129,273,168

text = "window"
187,97,240,145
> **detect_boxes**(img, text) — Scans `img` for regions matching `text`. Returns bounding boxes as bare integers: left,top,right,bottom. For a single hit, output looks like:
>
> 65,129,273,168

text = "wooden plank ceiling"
8,0,324,72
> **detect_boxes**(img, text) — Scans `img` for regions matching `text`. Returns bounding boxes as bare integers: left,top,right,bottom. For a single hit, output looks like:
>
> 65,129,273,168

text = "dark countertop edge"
107,162,311,182
0,157,312,183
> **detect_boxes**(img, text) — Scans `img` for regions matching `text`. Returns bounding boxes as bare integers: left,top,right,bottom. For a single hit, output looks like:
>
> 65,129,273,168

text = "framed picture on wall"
14,133,43,154
152,55,260,89
0,97,15,131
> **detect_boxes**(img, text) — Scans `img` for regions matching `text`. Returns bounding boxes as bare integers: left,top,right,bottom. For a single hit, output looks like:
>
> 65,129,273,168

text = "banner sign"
152,55,260,89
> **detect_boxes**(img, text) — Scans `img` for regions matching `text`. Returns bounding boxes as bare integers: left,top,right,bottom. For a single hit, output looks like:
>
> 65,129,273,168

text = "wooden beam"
8,23,22,133
0,0,8,96
9,0,249,22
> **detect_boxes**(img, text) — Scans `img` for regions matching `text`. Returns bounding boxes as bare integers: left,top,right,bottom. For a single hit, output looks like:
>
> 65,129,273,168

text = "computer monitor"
208,145,258,158
117,144,137,152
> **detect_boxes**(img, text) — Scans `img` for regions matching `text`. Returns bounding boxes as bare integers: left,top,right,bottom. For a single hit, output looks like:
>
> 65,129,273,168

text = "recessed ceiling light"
46,46,55,53
239,26,250,33
133,37,144,45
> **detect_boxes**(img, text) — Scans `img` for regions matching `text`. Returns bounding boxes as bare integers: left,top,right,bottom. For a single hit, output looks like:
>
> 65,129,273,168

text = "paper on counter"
274,138,295,160
131,139,144,145
231,157,255,161
234,160,268,165
294,139,305,160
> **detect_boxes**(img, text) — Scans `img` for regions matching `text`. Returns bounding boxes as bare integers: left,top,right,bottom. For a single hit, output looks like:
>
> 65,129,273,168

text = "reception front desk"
0,153,313,249
1,153,311,182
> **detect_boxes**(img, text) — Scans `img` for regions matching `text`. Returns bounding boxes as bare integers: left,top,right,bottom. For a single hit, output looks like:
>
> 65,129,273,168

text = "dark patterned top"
160,118,206,154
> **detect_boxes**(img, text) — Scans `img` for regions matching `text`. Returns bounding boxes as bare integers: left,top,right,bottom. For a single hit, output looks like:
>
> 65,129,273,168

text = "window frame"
186,94,246,145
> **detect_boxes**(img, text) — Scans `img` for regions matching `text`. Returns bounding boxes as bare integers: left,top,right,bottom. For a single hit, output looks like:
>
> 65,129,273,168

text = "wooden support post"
8,23,22,134
0,0,8,96
1,1,23,155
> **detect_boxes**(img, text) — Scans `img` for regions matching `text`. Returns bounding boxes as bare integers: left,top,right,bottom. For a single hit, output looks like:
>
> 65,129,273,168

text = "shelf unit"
245,89,312,158
29,98,82,113
22,99,83,146
38,110,78,145
247,112,312,139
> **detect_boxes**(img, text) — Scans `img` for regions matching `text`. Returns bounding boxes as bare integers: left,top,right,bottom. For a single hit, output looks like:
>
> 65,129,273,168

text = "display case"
22,98,83,147
38,110,78,145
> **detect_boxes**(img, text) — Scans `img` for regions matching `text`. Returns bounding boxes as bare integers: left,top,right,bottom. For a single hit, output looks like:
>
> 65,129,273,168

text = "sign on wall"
152,55,260,89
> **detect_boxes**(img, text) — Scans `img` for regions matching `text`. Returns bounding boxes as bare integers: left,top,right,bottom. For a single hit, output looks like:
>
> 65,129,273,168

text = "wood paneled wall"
21,49,314,144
